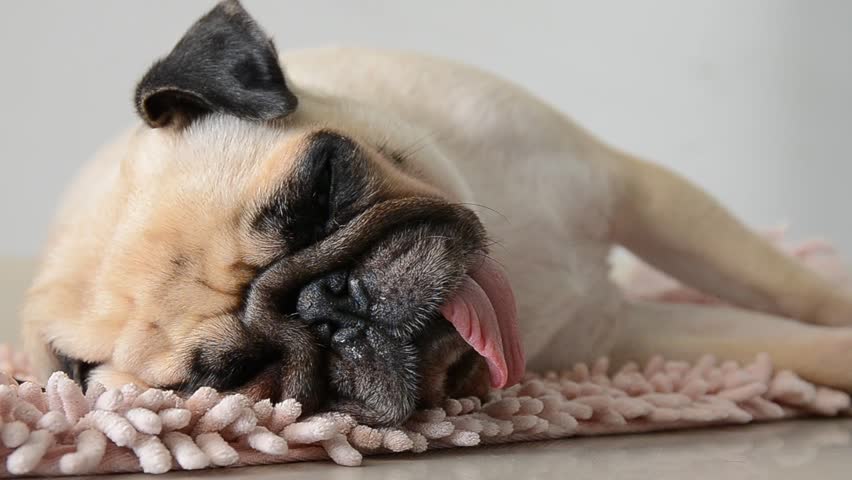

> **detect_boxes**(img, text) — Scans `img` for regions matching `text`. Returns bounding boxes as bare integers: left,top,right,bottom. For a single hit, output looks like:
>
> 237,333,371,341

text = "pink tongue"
440,257,525,388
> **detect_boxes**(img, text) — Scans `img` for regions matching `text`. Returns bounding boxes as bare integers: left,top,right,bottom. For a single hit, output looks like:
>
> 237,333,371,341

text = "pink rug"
3,229,850,476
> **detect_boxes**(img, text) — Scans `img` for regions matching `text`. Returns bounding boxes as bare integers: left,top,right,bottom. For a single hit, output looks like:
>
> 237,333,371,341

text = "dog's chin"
320,322,489,426
313,311,491,426
319,325,419,426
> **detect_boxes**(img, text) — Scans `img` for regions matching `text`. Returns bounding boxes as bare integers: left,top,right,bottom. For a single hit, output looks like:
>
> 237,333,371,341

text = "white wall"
2,1,851,257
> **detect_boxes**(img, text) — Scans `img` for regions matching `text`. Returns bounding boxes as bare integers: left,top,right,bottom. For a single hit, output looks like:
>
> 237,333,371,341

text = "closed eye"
309,150,334,241
52,348,99,388
250,130,372,253
169,343,282,394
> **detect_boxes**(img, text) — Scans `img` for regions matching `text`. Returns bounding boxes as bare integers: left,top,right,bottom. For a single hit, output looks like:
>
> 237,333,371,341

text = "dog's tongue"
440,257,525,389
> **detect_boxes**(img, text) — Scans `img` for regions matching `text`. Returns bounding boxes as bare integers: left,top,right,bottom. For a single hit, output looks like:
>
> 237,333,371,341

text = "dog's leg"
603,150,852,326
613,301,852,389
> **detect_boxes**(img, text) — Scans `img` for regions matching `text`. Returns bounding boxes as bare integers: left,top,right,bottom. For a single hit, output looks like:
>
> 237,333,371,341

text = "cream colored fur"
22,47,852,392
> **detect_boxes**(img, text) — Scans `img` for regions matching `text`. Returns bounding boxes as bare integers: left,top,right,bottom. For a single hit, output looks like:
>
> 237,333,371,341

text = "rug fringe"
0,349,848,476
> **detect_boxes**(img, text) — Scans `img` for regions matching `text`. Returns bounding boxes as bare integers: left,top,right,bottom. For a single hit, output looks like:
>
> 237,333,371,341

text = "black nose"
297,271,371,333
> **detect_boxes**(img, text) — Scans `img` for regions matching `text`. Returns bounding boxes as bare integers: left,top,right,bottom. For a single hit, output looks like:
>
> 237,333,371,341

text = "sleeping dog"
21,0,852,426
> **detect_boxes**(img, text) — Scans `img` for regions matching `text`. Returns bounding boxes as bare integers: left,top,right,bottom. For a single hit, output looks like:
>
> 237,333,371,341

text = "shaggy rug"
2,230,850,476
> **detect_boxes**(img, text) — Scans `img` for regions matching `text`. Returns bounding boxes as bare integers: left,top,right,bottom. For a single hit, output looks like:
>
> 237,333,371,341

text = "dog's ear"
134,0,297,128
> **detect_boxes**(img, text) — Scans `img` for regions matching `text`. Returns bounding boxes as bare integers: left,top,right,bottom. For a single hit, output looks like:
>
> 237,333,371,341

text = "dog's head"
22,0,524,426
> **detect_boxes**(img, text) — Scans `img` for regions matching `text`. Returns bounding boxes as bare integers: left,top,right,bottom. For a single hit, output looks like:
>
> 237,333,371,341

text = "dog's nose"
297,271,372,328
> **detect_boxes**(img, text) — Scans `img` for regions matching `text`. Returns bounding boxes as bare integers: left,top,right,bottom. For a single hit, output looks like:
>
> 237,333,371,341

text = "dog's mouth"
265,199,527,424
440,255,525,388
312,252,525,425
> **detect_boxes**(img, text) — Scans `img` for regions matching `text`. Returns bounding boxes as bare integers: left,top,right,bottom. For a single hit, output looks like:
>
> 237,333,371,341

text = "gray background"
2,0,851,258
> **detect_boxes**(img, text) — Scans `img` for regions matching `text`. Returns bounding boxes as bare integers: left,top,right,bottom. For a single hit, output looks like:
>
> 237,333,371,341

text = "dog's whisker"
468,251,509,271
454,202,509,222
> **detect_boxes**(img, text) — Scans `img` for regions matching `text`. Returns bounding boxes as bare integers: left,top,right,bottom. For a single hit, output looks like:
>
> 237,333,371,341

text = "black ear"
134,0,298,128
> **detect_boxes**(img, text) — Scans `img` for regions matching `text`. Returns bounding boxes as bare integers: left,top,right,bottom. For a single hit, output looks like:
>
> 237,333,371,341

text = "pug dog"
21,0,852,427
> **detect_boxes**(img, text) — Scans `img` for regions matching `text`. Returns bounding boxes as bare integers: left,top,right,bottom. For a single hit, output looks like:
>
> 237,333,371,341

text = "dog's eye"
53,350,99,388
310,155,334,238
313,157,333,217
264,131,365,250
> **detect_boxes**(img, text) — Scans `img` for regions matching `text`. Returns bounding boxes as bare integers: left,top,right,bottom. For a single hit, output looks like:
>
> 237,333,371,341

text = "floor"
83,420,852,480
4,258,852,479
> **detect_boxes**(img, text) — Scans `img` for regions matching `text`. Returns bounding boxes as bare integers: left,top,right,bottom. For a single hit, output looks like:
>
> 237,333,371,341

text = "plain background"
1,0,851,258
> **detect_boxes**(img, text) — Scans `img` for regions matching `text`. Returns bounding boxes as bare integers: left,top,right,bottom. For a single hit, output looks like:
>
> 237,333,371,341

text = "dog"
20,0,852,427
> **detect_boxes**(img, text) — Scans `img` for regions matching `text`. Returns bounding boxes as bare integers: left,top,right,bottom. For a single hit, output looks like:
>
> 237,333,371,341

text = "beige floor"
4,259,852,479
72,420,852,480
